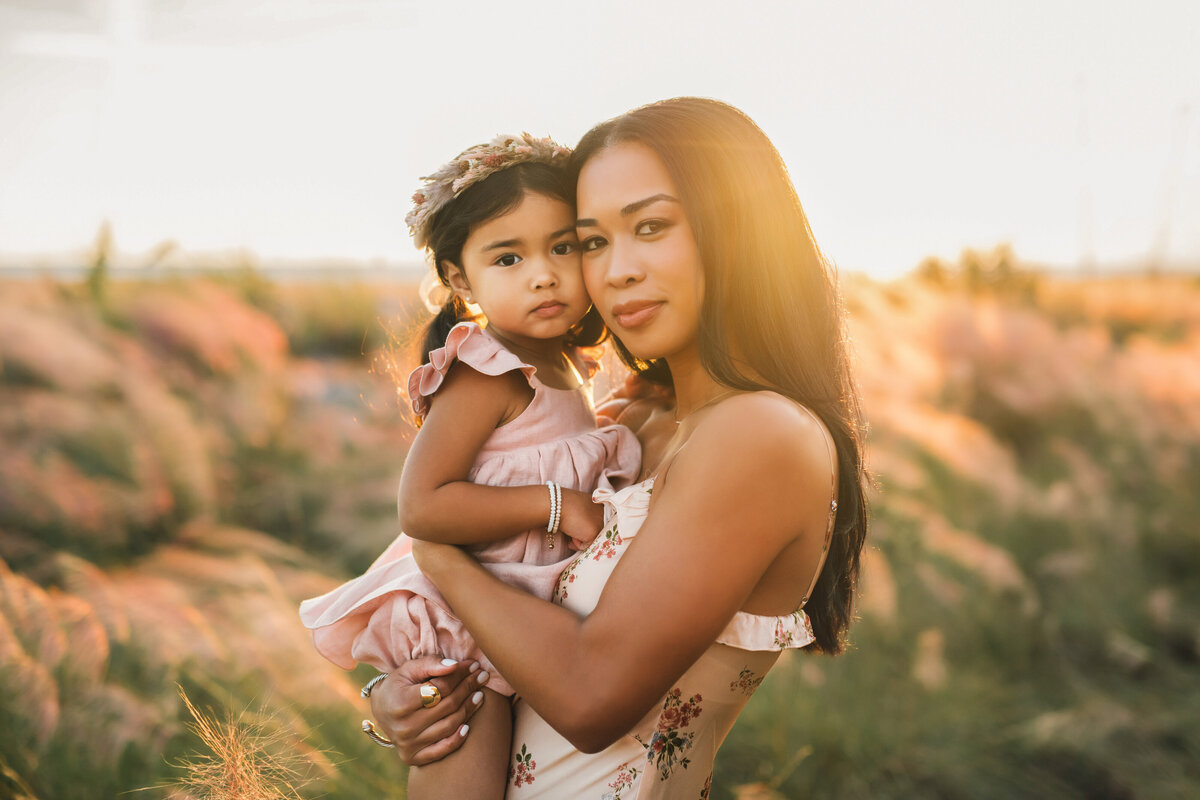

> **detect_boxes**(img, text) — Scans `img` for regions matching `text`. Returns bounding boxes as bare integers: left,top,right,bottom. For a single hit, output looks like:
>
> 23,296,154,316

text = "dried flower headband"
405,132,572,251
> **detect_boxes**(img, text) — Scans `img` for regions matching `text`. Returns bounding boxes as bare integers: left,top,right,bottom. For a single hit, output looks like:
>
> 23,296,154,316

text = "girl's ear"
442,261,473,303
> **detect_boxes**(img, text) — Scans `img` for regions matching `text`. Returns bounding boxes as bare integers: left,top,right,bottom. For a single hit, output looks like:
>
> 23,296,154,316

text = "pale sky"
1,0,1197,277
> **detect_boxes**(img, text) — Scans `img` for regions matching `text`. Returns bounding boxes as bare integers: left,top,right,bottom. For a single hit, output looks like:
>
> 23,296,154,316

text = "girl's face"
576,142,704,363
448,190,589,347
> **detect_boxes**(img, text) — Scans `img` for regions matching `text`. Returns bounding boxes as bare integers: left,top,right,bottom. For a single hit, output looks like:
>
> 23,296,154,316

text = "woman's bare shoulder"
678,391,836,494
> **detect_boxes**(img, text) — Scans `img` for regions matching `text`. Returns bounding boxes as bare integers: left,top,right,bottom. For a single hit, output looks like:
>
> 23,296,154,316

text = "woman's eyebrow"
620,193,679,216
576,193,680,228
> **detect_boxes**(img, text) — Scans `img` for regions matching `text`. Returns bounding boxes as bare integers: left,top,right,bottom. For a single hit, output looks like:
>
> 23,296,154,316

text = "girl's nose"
532,268,558,291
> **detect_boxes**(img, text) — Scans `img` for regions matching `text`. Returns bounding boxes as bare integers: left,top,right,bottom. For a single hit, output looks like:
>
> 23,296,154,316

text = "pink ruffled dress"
298,322,641,696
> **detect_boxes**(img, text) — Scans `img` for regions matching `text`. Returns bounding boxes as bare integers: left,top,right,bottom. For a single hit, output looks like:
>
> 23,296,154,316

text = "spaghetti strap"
796,404,838,609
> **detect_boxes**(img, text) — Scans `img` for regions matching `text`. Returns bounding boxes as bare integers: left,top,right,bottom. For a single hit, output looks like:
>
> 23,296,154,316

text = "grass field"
1,256,1197,799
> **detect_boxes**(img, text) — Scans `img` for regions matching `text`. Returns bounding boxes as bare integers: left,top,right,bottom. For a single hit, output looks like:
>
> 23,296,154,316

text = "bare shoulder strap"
797,404,839,609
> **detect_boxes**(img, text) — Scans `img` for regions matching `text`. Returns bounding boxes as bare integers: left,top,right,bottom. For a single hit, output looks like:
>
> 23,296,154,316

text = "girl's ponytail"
421,294,469,364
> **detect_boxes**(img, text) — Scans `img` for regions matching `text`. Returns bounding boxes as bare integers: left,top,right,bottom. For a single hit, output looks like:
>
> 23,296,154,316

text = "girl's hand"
558,488,605,549
367,655,492,766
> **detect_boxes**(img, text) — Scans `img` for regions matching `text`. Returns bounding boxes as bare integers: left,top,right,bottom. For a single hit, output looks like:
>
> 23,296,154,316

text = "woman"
368,97,868,796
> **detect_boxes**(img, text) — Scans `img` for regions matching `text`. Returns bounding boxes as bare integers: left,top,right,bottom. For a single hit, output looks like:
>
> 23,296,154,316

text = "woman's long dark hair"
570,98,869,655
419,161,605,363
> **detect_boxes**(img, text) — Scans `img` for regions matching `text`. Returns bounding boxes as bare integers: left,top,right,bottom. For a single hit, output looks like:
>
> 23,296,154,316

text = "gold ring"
418,682,442,709
361,719,395,748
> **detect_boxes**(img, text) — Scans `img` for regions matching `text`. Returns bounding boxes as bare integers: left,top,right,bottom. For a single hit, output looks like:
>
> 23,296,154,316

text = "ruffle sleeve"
715,608,817,651
407,322,536,416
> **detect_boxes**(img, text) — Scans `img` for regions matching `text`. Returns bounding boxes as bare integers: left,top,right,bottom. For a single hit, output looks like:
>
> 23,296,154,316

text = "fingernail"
458,724,470,738
468,662,480,673
440,658,458,666
471,691,484,705
477,670,490,684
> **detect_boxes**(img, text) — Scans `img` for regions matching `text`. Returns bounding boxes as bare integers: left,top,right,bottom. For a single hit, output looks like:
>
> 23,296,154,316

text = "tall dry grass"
167,688,318,800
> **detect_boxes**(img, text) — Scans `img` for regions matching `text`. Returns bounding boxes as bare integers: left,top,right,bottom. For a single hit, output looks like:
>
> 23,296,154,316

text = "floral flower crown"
405,132,572,251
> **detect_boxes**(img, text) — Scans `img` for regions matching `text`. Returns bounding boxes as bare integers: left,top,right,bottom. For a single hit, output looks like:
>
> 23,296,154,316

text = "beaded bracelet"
545,481,561,549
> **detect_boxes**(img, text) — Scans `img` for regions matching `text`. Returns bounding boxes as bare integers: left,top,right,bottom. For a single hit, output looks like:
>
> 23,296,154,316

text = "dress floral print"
506,476,821,798
509,743,537,788
729,667,765,695
603,764,642,800
644,689,705,780
587,520,624,561
773,610,815,648
553,520,622,601
552,557,581,602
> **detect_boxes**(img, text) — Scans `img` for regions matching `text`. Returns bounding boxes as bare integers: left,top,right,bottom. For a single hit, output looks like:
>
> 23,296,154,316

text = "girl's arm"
414,393,836,752
398,362,602,545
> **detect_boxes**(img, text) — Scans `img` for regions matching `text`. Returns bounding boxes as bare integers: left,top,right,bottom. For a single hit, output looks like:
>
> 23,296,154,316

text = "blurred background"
1,1,1198,798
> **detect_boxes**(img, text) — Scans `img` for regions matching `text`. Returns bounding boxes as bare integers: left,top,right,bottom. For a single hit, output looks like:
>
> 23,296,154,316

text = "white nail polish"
468,662,481,673
477,670,490,684
440,658,458,666
459,724,470,737
471,691,484,704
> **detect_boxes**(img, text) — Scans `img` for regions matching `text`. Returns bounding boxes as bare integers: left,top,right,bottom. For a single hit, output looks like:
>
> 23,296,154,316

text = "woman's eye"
636,219,668,236
551,241,577,256
581,235,608,253
495,253,521,267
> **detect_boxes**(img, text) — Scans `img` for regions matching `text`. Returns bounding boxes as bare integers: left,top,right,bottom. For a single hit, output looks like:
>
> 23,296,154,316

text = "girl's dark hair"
419,161,605,363
570,97,869,655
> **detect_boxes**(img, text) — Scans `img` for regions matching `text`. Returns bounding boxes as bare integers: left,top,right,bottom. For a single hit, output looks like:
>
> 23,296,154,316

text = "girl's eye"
495,253,521,267
581,235,608,253
636,219,668,236
551,241,576,256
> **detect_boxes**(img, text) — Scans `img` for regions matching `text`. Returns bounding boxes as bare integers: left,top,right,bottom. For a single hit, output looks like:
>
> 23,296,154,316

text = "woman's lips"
611,301,663,329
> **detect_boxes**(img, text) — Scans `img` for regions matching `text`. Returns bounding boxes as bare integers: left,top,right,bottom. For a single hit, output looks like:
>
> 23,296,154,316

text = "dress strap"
797,405,838,610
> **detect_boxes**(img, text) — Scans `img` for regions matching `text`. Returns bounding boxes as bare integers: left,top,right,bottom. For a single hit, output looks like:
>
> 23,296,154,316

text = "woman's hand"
559,488,605,550
597,373,676,477
367,655,492,766
409,538,467,577
596,373,673,426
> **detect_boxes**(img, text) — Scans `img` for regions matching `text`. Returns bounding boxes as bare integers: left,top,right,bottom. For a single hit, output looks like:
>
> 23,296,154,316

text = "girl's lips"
533,302,566,318
612,302,663,329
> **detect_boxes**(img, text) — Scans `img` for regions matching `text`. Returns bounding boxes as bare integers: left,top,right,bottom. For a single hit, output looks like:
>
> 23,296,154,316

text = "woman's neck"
666,348,726,419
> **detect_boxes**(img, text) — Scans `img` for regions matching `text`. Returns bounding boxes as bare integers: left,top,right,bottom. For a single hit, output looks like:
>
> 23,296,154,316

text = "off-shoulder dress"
505,468,830,798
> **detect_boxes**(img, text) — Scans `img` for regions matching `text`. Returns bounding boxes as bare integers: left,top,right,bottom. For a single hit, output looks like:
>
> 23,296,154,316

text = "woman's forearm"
419,549,634,751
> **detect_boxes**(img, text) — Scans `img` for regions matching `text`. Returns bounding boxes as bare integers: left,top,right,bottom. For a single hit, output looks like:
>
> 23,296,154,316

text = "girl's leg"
407,687,512,800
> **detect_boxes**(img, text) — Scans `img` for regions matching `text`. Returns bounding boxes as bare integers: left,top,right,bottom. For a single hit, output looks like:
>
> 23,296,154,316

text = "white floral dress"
506,475,821,799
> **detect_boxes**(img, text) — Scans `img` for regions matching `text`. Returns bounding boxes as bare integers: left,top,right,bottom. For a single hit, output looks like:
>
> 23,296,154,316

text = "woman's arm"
399,362,603,545
414,394,835,752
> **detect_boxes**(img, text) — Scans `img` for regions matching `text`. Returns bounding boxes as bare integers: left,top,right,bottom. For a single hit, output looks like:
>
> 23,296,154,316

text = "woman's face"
576,142,704,363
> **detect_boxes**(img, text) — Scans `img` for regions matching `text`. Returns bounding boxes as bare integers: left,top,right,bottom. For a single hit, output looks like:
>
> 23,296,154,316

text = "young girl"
298,134,641,799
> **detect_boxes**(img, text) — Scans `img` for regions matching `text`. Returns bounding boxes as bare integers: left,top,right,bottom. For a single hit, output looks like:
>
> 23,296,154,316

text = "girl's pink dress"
298,322,641,695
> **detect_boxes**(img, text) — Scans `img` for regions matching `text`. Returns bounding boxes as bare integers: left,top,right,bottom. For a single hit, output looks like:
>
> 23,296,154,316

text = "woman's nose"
605,242,644,287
